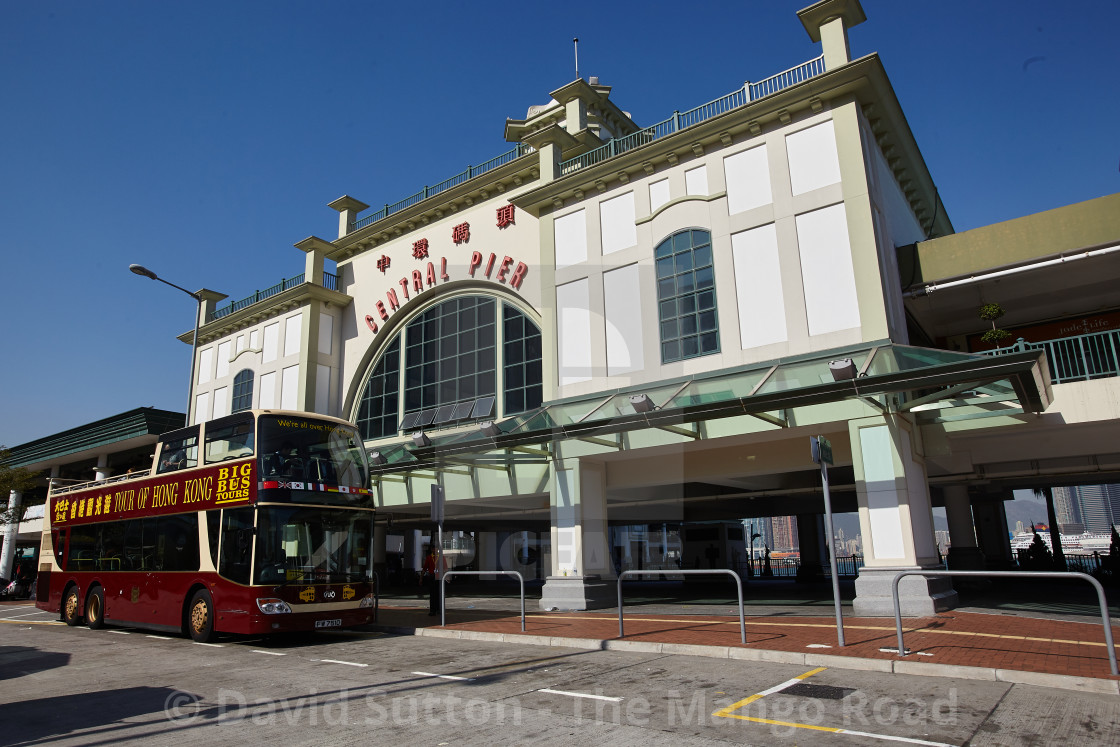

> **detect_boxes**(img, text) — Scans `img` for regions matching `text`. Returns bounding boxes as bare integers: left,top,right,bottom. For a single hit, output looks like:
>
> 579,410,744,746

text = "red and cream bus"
36,410,376,642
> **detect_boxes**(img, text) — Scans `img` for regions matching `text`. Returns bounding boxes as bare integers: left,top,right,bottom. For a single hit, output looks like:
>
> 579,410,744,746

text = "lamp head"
129,264,158,280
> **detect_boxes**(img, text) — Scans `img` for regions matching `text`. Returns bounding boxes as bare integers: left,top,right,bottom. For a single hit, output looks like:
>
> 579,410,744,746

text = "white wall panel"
280,365,300,410
249,329,261,350
724,146,772,214
194,391,210,425
197,347,213,385
212,387,228,419
554,209,588,268
795,204,861,336
556,279,592,386
731,224,787,349
599,193,637,256
258,371,276,409
649,178,670,213
216,341,231,379
262,323,279,363
786,120,842,196
685,165,708,196
283,313,303,357
603,264,644,375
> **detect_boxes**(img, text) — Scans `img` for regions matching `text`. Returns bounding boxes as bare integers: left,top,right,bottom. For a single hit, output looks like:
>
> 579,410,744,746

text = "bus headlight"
358,594,375,609
256,598,293,614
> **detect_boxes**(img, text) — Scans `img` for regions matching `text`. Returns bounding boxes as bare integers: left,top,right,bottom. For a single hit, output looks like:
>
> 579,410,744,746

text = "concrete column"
539,458,614,610
373,523,387,576
943,486,985,570
0,490,22,581
537,140,561,184
295,236,333,288
327,196,370,239
973,499,1015,569
798,0,867,72
94,454,111,482
795,514,825,582
404,529,423,573
850,416,957,616
564,97,587,135
1040,487,1067,570
477,531,498,579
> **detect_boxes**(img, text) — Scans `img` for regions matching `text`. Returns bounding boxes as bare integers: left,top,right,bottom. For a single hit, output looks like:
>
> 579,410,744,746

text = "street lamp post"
129,264,203,427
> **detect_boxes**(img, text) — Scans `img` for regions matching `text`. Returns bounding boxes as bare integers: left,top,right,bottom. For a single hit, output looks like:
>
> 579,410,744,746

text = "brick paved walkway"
374,603,1120,683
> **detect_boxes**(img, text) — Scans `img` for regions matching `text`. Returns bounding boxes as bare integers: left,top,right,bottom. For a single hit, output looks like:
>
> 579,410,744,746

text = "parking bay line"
4,611,57,619
537,688,623,703
713,668,955,747
412,671,475,682
252,650,287,656
318,659,368,667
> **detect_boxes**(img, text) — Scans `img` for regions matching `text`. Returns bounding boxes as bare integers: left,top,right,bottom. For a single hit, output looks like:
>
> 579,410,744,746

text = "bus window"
157,427,199,474
67,526,98,571
123,519,146,570
257,415,371,504
207,511,220,568
204,414,255,464
218,507,254,585
153,515,200,572
100,523,126,571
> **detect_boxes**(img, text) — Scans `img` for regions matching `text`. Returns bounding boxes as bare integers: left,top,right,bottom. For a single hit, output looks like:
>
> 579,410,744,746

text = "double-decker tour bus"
35,410,376,642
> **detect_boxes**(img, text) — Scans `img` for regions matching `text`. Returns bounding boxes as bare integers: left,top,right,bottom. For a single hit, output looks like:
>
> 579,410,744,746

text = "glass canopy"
368,342,1051,474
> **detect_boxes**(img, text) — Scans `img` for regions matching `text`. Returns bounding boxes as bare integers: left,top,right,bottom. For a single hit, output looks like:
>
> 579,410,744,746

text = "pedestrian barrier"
441,570,526,632
617,569,745,644
890,570,1118,677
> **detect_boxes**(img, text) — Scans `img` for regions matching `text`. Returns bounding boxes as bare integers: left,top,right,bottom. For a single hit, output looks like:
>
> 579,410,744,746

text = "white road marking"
146,635,171,640
538,688,622,702
193,642,223,647
252,650,287,656
1,605,35,611
109,630,130,635
6,611,55,619
412,671,475,681
318,659,368,667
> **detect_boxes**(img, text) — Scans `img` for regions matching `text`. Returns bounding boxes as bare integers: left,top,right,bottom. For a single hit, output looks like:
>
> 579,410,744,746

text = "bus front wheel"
62,586,81,626
187,589,214,643
86,587,105,630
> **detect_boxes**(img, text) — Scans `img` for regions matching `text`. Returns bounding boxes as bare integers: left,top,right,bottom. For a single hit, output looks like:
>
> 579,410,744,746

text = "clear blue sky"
2,0,1117,448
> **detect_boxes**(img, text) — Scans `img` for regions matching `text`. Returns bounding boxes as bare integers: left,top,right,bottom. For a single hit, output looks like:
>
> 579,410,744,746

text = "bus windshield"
254,506,372,585
257,414,371,506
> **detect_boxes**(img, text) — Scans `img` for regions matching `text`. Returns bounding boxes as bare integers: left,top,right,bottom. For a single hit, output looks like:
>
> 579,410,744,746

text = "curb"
370,624,1120,696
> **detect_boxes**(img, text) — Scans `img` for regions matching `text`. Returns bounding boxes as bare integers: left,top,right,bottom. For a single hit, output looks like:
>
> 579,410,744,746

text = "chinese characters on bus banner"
364,207,529,335
51,462,253,526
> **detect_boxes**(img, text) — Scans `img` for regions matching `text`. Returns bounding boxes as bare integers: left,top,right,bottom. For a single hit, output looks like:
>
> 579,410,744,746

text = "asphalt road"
2,603,1118,746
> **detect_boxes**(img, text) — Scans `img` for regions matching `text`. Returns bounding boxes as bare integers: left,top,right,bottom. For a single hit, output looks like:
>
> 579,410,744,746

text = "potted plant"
978,302,1011,347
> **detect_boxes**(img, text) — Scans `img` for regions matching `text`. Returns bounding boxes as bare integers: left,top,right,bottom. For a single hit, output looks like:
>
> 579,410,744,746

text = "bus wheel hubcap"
191,603,207,632
89,597,99,619
65,594,77,619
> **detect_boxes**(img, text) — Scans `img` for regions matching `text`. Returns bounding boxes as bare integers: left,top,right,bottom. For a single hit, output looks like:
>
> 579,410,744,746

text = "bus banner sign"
51,461,255,527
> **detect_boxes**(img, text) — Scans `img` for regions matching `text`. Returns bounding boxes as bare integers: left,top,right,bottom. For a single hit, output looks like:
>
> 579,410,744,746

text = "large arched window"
231,369,254,413
656,229,719,363
356,295,543,441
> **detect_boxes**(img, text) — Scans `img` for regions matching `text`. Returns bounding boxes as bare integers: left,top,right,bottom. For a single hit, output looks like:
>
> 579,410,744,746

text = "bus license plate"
315,619,342,629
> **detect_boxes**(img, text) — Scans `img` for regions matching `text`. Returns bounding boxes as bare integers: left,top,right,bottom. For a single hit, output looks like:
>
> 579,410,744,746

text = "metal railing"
441,570,525,632
890,570,1117,677
560,55,825,175
207,271,338,322
982,330,1120,384
617,569,745,644
351,143,535,232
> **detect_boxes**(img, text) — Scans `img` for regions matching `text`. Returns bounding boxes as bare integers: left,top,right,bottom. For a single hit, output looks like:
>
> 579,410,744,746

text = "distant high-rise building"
770,515,798,552
1072,484,1120,533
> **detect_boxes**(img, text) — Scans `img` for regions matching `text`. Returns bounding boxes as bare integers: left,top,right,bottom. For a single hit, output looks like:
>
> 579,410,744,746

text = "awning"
369,341,1051,475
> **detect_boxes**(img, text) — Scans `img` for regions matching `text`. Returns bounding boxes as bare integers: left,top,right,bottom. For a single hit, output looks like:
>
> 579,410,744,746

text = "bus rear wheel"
187,589,214,643
86,587,105,630
63,586,81,626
